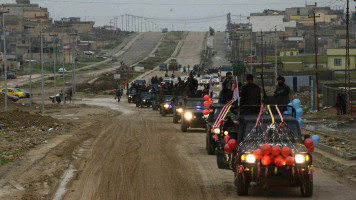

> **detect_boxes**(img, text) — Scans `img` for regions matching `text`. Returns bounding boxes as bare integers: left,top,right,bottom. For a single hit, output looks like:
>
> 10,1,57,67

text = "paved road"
212,32,230,67
177,32,206,68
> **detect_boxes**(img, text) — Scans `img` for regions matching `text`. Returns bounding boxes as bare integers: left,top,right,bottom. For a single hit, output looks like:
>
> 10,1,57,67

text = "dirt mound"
0,95,24,110
0,110,61,129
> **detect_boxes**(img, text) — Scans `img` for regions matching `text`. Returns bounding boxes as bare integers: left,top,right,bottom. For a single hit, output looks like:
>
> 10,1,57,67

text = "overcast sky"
3,0,353,31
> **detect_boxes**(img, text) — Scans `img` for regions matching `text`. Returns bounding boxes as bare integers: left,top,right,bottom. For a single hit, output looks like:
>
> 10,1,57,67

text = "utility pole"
274,26,278,85
313,9,320,112
125,14,128,32
24,25,35,109
58,21,71,107
69,33,77,104
36,7,46,114
50,33,58,98
131,15,134,32
121,15,124,32
1,8,9,111
346,0,351,114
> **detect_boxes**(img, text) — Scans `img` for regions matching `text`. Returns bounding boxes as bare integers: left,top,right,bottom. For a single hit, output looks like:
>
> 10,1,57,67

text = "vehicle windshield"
129,90,136,95
174,96,185,105
243,122,301,143
213,75,219,78
13,88,22,92
212,107,223,120
163,96,172,102
203,76,210,79
140,93,151,98
186,100,205,108
135,80,145,84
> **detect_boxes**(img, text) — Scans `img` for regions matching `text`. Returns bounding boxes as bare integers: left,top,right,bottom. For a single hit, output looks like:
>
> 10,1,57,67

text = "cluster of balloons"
304,135,320,153
283,99,304,128
203,95,214,115
224,135,237,153
253,144,294,167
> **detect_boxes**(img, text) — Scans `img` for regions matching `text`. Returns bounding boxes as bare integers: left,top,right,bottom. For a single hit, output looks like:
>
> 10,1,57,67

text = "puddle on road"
52,165,76,200
79,98,134,114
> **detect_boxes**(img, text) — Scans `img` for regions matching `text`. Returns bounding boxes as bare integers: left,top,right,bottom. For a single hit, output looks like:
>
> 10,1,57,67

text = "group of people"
220,72,291,114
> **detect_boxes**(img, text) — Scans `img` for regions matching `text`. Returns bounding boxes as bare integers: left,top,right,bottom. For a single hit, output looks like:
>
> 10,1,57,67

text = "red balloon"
228,139,237,149
261,155,271,166
274,155,285,167
285,156,294,166
261,144,271,155
203,109,210,115
253,149,262,160
307,146,314,153
269,155,275,164
204,101,210,107
209,109,213,113
281,146,291,157
304,138,314,149
204,95,210,101
224,144,233,153
224,135,230,143
271,145,281,156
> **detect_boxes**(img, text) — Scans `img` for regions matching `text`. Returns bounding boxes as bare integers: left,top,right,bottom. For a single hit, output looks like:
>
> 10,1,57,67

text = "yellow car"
1,88,26,98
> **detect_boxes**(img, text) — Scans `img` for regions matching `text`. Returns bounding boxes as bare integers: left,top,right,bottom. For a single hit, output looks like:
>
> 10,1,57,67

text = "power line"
32,0,326,6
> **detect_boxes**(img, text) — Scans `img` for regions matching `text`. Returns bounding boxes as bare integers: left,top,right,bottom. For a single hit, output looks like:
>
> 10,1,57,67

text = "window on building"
297,8,301,15
284,52,287,56
334,58,342,66
290,52,294,56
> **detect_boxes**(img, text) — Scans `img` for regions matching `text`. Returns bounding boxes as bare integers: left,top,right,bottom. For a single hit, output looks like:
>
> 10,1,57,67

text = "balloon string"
213,100,232,127
254,105,264,129
275,105,284,123
267,105,275,129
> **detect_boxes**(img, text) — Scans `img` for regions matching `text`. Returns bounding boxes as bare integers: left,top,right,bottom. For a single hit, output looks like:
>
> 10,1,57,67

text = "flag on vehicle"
232,76,240,106
209,76,213,97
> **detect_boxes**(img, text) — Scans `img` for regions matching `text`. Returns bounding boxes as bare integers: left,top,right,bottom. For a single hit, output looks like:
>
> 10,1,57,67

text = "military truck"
168,58,179,71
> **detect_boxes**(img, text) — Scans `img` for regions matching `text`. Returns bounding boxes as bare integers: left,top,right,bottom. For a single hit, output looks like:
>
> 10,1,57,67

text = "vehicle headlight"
184,112,193,120
164,104,169,108
295,154,305,164
128,95,132,98
143,100,146,102
246,154,256,164
213,128,220,134
224,131,229,135
177,108,183,113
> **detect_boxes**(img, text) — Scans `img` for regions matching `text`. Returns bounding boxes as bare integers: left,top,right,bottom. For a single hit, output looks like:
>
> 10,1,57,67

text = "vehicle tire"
300,172,313,197
206,133,215,155
136,103,139,107
181,120,188,132
141,104,144,108
162,109,166,117
236,172,249,196
152,105,155,110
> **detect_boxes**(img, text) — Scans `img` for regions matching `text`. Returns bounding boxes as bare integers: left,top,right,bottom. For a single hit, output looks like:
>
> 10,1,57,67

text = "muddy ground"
1,32,356,200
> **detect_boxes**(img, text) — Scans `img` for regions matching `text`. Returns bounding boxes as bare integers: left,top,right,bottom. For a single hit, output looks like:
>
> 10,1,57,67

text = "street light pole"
50,33,58,97
1,8,9,111
313,9,320,112
69,33,77,104
58,22,71,107
24,25,35,109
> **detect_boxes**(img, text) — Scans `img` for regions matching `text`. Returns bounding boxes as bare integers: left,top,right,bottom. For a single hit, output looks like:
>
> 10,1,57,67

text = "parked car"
159,63,168,71
0,88,26,98
6,72,17,79
58,68,67,73
14,88,32,98
0,92,19,102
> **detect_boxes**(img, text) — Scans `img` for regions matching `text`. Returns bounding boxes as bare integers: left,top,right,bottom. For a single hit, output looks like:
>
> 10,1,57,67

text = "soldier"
220,72,234,103
240,74,261,114
185,75,198,98
274,76,291,104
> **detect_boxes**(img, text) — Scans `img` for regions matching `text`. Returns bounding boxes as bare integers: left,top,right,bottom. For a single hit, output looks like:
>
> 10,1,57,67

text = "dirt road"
65,99,356,200
177,32,206,68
